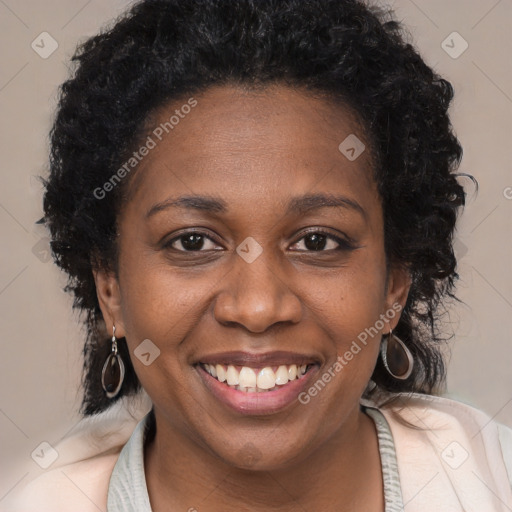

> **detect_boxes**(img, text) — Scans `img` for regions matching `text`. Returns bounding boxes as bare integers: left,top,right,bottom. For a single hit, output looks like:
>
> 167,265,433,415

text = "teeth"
226,365,239,386
216,364,226,382
202,362,310,392
275,365,289,385
257,367,276,389
239,367,257,388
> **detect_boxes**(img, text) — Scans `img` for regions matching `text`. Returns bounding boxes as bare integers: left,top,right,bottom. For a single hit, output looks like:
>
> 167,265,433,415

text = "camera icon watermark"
441,441,469,469
503,187,512,200
338,134,366,161
134,339,161,366
441,32,468,59
453,238,468,261
236,237,263,264
237,442,262,468
31,237,51,263
31,32,59,59
31,441,59,469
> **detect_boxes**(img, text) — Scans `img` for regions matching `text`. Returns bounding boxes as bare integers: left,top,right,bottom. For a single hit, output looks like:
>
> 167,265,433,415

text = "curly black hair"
42,0,466,415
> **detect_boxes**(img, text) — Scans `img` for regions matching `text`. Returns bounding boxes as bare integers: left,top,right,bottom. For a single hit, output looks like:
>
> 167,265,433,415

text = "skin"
94,84,411,511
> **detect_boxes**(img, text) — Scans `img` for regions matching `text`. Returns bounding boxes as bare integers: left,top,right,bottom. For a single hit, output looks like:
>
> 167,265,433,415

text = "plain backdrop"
1,0,511,500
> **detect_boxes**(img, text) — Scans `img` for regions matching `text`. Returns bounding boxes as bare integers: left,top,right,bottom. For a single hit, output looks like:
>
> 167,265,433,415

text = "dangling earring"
101,325,125,398
380,329,414,380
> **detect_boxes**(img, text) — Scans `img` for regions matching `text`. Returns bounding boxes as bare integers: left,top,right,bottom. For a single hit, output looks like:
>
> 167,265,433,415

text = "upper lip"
196,350,322,367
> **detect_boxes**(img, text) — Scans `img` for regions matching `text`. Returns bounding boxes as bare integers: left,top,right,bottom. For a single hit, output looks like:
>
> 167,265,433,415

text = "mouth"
200,362,312,392
194,351,321,415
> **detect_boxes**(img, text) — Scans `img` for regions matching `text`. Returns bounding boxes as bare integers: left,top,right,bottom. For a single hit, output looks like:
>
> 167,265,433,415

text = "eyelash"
164,229,356,253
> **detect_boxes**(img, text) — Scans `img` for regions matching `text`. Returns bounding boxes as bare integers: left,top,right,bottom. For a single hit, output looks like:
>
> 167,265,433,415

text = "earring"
380,329,414,380
101,325,125,398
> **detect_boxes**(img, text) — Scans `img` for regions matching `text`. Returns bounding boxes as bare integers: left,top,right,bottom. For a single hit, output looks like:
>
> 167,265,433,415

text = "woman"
7,0,512,510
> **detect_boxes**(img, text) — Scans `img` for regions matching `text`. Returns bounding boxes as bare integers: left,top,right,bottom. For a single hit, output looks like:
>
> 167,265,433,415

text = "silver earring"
101,325,125,398
380,329,414,380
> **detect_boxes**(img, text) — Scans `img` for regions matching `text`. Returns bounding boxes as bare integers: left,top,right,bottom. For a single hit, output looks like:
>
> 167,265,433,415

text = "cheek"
116,252,210,368
315,253,388,368
116,260,207,415
336,276,387,338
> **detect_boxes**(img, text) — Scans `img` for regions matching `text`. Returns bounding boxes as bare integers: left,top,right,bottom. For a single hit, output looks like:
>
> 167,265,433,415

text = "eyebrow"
145,193,367,220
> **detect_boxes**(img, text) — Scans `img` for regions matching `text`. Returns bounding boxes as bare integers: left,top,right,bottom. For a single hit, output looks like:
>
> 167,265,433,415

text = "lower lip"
196,365,319,415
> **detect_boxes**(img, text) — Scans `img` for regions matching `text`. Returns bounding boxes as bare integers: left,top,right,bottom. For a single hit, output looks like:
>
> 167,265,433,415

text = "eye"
289,230,354,252
164,229,355,253
165,231,221,252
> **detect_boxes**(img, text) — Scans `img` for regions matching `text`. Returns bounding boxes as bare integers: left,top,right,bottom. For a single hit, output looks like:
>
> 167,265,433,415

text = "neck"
144,405,384,512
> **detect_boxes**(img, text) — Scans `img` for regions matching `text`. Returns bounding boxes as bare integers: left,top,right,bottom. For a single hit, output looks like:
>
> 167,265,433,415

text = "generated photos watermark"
298,302,403,404
93,97,198,200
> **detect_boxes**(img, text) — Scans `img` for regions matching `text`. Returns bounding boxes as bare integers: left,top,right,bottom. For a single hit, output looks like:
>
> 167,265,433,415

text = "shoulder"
375,391,501,428
377,392,512,443
2,391,152,512
366,392,512,508
4,451,120,512
376,392,512,464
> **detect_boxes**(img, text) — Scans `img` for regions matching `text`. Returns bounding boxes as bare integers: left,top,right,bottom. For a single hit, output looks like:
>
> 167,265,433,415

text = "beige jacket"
4,391,512,511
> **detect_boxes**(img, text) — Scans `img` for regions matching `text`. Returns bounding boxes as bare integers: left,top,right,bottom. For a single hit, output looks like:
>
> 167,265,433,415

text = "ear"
93,268,126,338
383,265,411,332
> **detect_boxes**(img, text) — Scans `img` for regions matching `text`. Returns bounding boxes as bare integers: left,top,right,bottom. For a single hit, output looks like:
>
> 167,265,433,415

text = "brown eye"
290,230,355,252
166,232,220,252
302,233,330,251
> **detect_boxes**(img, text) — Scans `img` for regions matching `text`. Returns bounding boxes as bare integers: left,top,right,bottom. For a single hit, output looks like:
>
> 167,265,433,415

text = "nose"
213,251,303,333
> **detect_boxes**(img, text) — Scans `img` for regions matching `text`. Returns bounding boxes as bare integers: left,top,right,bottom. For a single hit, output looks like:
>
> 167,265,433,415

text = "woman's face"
96,84,410,470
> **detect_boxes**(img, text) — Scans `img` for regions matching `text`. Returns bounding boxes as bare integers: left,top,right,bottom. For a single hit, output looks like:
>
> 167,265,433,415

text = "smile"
201,363,311,392
195,352,321,415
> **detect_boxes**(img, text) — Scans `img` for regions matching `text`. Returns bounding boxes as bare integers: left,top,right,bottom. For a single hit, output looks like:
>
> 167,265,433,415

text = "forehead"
123,83,378,214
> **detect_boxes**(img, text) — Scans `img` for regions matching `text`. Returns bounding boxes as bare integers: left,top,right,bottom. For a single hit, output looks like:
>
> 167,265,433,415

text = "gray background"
1,0,511,500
